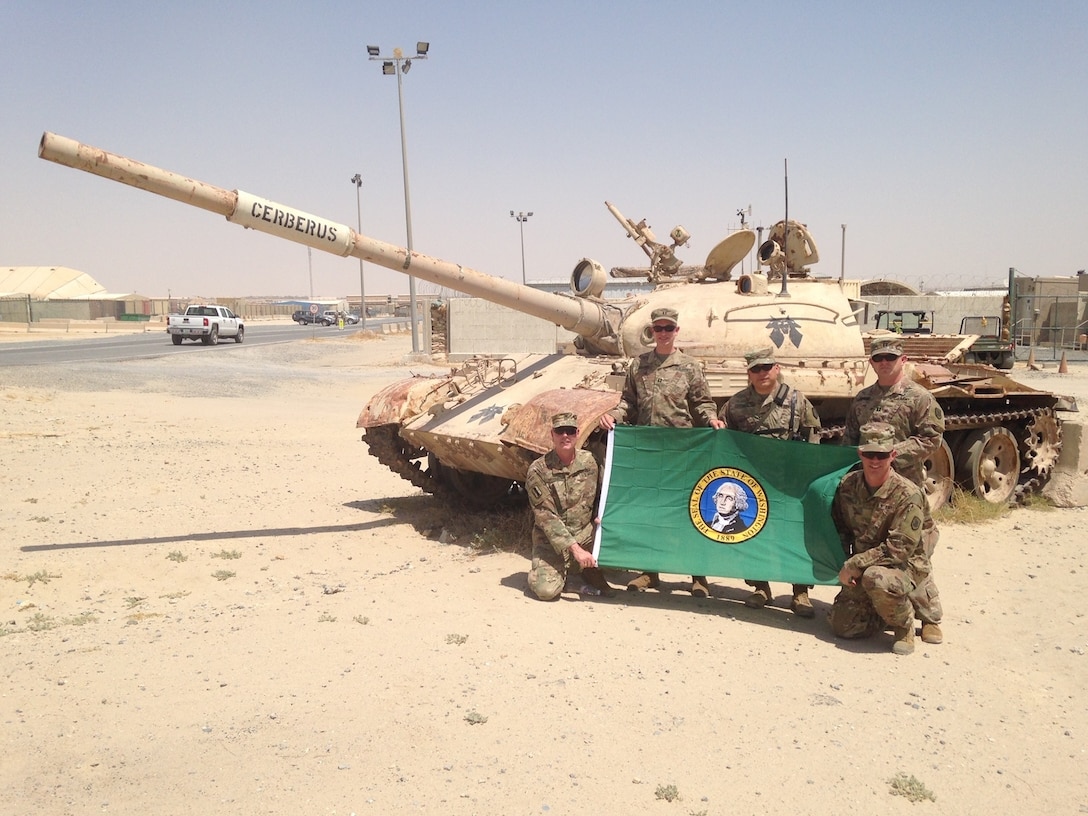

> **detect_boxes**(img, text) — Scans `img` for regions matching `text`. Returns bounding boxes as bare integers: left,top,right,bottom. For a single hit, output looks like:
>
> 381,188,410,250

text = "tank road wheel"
442,466,515,509
923,439,954,512
171,335,183,345
958,426,1020,504
1020,411,1061,480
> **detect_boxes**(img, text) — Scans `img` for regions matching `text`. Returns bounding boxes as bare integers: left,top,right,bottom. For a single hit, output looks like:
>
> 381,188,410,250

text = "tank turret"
38,132,1071,508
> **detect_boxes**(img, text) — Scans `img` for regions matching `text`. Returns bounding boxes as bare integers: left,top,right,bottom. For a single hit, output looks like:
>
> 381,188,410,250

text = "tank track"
820,406,1063,484
370,406,1063,502
363,424,519,507
363,424,445,496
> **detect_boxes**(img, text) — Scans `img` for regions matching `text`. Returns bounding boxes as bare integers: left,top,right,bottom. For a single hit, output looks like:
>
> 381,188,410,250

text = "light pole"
510,210,533,284
367,41,429,353
351,173,366,330
840,223,846,282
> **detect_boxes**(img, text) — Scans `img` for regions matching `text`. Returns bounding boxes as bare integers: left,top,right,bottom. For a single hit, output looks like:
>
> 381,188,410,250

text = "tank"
38,132,1074,508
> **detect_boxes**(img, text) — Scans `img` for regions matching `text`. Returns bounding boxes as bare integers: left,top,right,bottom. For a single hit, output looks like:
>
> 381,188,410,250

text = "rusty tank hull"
38,132,1075,508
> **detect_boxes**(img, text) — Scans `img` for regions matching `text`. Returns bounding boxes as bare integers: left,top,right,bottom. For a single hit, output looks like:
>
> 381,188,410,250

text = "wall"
447,299,567,360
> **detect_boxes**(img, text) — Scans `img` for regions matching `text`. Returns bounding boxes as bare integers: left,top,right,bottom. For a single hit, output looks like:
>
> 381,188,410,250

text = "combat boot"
790,587,815,618
627,572,660,592
582,568,614,597
920,622,943,644
691,576,710,598
744,581,773,608
891,625,915,655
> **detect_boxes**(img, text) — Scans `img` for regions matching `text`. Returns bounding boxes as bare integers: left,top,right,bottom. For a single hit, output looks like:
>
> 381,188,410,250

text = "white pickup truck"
166,305,244,345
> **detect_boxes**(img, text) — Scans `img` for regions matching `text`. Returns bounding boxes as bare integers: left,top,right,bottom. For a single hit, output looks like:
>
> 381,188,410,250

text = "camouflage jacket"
719,382,821,442
609,350,718,428
832,470,928,579
843,378,944,486
526,449,599,556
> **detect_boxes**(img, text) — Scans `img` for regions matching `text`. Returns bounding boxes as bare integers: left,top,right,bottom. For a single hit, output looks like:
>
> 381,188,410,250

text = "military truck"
872,308,1015,370
958,314,1016,369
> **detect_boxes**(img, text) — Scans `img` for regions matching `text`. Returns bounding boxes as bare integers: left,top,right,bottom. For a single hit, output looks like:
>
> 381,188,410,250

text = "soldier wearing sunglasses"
526,412,612,600
598,307,724,596
830,422,929,655
843,334,945,645
718,346,822,616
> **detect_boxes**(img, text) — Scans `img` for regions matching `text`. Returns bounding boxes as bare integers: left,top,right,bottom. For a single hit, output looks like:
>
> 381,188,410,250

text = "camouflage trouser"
830,566,914,638
908,516,943,624
528,539,577,601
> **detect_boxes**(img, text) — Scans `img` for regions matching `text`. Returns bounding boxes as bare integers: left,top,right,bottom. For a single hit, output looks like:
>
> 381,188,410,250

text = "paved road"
0,321,401,367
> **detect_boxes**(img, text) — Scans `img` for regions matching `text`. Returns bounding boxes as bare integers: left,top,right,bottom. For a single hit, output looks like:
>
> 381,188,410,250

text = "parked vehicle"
874,310,932,334
167,304,244,345
293,310,332,326
959,313,1016,370
872,308,1015,370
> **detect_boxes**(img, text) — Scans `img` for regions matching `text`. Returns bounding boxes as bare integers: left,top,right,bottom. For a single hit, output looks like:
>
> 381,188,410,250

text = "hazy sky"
3,1,1086,299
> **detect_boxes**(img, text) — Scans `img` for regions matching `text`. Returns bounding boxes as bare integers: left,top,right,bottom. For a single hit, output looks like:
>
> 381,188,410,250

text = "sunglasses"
652,324,677,333
748,364,775,373
871,353,901,363
552,427,578,436
860,450,892,460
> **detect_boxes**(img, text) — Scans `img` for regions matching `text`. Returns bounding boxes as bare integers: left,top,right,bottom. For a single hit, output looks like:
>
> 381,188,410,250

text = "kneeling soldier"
830,422,929,655
526,412,611,600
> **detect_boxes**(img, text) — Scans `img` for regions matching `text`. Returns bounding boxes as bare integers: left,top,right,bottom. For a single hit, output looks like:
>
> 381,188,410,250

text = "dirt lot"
2,335,1086,815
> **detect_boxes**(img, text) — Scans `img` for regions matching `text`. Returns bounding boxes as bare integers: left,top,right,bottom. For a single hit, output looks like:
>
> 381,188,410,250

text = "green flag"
593,426,860,585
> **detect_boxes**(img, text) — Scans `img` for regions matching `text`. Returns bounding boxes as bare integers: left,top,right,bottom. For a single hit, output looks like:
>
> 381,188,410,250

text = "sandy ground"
2,334,1087,816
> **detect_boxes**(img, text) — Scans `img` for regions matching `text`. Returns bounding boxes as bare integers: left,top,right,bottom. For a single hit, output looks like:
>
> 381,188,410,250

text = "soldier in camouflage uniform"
831,422,929,655
526,412,611,600
599,307,724,595
844,334,944,644
719,346,822,617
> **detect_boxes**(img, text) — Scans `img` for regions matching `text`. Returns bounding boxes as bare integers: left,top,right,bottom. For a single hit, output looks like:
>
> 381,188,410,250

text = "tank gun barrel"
37,132,621,351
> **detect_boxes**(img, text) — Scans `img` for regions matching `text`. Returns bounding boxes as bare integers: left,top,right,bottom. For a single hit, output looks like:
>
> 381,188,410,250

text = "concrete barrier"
377,321,409,334
0,319,154,335
1043,416,1088,507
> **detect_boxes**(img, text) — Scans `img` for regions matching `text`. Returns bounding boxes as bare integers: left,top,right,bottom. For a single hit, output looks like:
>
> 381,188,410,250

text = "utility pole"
510,210,533,284
351,173,366,329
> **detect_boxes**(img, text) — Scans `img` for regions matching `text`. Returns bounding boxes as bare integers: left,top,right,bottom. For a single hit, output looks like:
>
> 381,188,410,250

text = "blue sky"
2,1,1086,299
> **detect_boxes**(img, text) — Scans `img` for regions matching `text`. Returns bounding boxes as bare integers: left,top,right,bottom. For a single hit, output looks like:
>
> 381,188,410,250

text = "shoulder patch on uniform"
911,515,922,531
529,484,544,501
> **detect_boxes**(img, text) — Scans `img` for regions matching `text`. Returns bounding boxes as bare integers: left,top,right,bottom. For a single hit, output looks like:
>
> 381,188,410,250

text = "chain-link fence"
1012,279,1088,363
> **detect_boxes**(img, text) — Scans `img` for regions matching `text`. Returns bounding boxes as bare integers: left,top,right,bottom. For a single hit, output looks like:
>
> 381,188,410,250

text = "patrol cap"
869,335,905,357
650,307,679,326
745,346,776,370
857,422,897,453
551,411,579,430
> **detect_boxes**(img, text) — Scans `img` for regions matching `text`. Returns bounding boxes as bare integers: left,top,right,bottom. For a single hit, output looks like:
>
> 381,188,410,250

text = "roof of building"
0,266,146,300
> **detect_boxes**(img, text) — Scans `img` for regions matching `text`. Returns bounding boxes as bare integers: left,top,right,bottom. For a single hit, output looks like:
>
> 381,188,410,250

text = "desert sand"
2,333,1086,815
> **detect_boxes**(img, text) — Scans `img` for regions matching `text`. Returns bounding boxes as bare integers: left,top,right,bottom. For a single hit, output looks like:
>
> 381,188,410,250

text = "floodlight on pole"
367,42,429,354
351,173,366,330
510,210,534,285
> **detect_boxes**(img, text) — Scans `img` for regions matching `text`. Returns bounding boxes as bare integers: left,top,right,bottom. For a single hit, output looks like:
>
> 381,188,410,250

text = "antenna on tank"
778,159,791,298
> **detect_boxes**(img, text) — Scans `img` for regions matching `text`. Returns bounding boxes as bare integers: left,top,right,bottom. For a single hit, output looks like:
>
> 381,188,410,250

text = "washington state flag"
593,426,861,585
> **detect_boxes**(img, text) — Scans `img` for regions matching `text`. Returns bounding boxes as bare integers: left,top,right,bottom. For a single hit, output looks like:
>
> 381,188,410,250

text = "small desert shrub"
888,772,935,803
